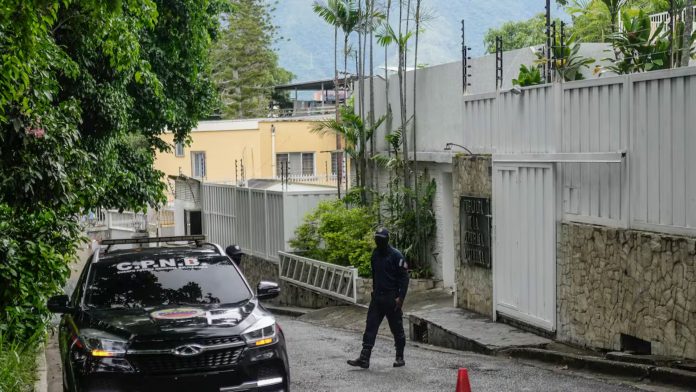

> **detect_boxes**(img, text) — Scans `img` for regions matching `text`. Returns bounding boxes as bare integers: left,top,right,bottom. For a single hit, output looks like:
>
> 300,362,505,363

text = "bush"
289,200,377,277
0,204,81,341
0,333,39,392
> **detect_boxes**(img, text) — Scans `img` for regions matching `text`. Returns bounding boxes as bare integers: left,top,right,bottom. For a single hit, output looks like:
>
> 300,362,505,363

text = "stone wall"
558,222,696,359
240,255,342,309
452,155,493,317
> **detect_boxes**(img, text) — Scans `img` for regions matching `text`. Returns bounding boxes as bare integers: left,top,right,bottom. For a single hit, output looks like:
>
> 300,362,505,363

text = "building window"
301,153,314,176
276,153,289,177
175,142,184,157
331,152,344,175
191,152,206,178
276,152,315,177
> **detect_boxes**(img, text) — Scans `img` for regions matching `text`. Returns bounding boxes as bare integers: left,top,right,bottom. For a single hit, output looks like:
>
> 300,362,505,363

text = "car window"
84,255,252,309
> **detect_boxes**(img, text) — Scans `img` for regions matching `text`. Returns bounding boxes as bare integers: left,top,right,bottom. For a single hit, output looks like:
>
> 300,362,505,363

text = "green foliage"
534,34,596,81
0,204,80,341
563,0,678,43
380,173,437,274
290,200,377,276
483,13,567,53
513,64,543,87
211,0,294,119
0,332,39,392
604,10,674,73
553,36,596,81
312,104,384,204
0,0,224,341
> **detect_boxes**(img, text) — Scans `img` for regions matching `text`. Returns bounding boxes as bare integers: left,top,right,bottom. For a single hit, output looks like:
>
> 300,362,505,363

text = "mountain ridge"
272,0,568,82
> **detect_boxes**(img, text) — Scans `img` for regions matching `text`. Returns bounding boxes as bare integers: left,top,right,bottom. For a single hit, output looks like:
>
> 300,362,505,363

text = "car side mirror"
47,295,72,313
256,281,280,300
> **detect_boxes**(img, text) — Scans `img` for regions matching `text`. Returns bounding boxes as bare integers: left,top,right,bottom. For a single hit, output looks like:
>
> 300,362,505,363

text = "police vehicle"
48,235,289,392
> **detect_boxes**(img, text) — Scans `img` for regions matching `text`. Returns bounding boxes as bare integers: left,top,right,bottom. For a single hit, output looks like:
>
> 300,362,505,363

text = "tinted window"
85,256,251,309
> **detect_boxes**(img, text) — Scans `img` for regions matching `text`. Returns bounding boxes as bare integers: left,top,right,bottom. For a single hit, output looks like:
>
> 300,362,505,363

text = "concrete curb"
502,348,696,389
33,343,48,392
409,314,495,355
264,305,311,318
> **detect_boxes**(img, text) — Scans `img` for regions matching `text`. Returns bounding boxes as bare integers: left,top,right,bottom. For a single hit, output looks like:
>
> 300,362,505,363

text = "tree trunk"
682,0,694,67
368,0,376,198
399,2,411,192
334,26,342,199
412,0,421,260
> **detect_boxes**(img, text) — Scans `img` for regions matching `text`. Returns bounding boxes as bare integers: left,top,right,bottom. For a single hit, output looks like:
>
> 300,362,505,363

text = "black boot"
393,348,405,367
347,348,371,369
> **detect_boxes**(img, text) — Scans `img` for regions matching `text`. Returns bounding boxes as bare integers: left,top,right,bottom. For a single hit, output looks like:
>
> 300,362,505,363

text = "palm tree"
377,24,415,190
312,106,384,203
313,0,361,196
600,0,627,33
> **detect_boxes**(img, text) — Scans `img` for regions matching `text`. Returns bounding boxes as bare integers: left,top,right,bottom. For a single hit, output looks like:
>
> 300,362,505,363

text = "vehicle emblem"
173,344,204,356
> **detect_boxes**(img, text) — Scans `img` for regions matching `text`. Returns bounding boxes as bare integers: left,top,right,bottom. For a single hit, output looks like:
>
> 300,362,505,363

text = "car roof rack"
101,235,207,253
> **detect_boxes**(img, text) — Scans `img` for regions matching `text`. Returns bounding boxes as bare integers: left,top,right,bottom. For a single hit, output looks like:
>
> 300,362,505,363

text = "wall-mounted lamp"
444,142,474,155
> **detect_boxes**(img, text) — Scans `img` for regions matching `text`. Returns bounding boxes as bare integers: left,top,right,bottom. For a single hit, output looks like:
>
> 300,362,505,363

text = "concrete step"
408,308,552,355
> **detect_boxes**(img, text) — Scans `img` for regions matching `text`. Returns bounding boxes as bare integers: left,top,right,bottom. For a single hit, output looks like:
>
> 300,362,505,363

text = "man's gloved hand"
394,297,403,311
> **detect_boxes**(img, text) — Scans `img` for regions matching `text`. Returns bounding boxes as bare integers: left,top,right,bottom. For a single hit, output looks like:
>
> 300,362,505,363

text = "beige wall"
156,128,261,183
155,118,342,184
258,120,338,179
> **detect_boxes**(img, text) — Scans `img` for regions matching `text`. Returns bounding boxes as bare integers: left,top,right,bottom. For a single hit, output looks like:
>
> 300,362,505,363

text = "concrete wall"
239,254,342,309
157,124,262,183
367,44,612,156
557,222,696,359
452,155,493,317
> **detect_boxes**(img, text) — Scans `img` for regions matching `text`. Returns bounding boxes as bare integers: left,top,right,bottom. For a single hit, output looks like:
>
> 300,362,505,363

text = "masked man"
348,228,409,369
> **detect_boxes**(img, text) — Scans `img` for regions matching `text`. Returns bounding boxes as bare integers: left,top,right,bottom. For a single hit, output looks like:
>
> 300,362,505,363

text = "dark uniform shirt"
371,246,409,300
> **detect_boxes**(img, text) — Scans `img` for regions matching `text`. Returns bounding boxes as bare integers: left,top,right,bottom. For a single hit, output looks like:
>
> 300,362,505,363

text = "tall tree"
483,13,554,53
314,0,361,197
211,0,293,119
0,0,224,340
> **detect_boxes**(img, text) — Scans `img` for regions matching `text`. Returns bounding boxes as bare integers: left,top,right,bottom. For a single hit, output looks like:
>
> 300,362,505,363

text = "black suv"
48,236,289,392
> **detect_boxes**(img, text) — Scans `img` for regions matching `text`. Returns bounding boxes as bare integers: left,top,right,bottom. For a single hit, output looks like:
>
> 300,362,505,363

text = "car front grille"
128,347,244,374
129,336,243,351
126,335,245,374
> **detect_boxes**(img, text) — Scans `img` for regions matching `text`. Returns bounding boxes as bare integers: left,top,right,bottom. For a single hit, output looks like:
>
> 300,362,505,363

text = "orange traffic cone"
456,368,472,392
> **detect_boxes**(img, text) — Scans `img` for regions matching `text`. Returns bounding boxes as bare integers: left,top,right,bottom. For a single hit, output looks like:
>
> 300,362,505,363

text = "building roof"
274,76,357,91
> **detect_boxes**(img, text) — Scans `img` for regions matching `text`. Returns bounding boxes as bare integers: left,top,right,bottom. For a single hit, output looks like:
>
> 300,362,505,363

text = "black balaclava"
374,228,390,254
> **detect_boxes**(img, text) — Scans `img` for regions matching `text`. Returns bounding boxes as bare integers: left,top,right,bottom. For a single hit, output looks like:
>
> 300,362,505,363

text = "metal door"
493,163,556,331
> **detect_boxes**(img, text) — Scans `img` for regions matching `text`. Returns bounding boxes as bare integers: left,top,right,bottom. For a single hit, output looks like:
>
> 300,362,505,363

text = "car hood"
80,300,266,342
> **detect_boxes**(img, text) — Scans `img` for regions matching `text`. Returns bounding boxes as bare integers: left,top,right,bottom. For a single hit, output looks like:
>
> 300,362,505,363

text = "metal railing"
268,106,336,118
108,210,147,231
278,251,358,303
272,173,346,186
81,208,174,233
630,7,696,35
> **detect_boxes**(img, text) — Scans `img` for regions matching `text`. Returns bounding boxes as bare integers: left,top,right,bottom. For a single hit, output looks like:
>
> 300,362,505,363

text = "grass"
0,333,39,392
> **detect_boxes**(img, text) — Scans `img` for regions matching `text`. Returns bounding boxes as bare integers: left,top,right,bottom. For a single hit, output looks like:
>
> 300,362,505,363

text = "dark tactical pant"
362,291,406,353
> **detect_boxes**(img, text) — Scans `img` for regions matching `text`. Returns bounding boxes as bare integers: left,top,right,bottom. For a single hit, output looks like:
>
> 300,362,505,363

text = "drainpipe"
271,125,276,178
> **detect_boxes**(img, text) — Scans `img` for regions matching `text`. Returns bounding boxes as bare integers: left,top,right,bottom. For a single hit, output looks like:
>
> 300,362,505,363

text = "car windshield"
85,255,252,309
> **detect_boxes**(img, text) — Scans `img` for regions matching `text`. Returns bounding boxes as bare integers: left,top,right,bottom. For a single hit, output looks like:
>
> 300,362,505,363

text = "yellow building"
155,116,346,193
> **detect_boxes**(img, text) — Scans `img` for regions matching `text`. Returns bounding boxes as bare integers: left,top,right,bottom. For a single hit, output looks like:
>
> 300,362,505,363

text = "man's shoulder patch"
397,257,408,270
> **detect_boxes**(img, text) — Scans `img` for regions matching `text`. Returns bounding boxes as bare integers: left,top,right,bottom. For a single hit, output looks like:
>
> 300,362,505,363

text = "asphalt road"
280,315,642,392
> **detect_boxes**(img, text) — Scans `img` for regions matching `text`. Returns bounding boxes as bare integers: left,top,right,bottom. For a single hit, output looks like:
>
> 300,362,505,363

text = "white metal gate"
493,163,556,331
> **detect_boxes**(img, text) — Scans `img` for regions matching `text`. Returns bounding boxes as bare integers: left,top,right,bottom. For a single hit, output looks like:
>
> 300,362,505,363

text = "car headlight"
79,329,128,358
241,316,277,348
